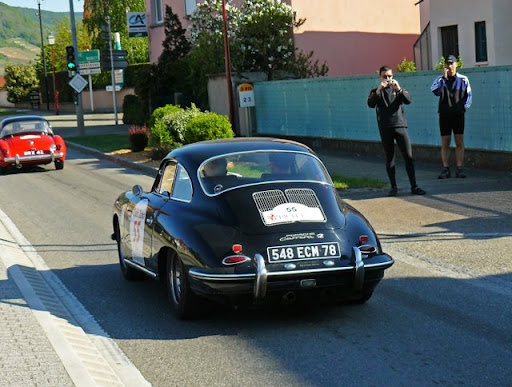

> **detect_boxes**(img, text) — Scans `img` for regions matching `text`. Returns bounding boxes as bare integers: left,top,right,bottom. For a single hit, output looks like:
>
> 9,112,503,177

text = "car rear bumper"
188,247,394,301
3,152,64,166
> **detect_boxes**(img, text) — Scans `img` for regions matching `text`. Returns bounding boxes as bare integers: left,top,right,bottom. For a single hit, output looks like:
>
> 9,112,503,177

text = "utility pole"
69,0,85,134
37,0,50,111
222,0,236,134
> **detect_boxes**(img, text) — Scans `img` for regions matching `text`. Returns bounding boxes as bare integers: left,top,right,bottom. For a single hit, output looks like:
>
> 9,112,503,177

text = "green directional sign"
78,49,100,63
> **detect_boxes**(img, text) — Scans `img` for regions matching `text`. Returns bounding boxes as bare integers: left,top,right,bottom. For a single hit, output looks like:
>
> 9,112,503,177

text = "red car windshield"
0,120,52,139
198,151,333,196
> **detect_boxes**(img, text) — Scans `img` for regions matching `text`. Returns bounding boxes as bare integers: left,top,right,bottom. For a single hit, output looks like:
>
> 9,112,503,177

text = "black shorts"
439,113,465,136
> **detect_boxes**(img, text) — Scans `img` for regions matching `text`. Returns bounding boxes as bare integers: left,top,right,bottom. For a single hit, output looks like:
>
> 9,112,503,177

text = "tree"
83,0,148,64
5,64,39,103
188,0,327,80
159,5,191,63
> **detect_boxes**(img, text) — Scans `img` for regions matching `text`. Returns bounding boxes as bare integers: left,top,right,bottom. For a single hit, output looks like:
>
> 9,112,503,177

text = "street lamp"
47,32,59,115
37,0,50,111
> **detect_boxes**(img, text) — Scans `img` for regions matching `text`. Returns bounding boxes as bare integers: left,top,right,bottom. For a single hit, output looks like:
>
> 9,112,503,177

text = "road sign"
127,12,147,37
78,50,100,63
80,67,102,75
69,74,88,93
106,85,122,92
238,83,255,107
101,50,129,70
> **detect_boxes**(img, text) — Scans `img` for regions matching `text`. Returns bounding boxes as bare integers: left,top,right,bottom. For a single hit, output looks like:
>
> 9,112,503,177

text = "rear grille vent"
252,190,287,212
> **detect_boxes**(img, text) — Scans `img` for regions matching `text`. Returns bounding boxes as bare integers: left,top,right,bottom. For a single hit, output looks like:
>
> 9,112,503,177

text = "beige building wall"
427,0,512,68
291,0,420,76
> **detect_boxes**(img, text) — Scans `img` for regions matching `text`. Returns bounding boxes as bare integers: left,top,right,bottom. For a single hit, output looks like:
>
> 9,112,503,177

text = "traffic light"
101,23,110,42
66,46,76,76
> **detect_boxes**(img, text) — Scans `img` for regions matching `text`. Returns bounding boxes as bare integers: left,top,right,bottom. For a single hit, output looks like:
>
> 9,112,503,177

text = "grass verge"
68,134,386,190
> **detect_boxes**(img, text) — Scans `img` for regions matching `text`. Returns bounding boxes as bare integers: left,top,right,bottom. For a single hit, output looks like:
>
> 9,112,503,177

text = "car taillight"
55,144,62,150
359,235,369,243
222,255,251,265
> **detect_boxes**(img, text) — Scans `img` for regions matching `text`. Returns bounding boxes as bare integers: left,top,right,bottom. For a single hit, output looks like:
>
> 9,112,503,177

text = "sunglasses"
382,74,393,78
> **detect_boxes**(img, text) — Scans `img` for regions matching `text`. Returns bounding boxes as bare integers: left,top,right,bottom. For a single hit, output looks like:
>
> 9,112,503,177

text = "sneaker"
388,187,398,196
411,186,426,195
438,167,451,179
455,168,466,178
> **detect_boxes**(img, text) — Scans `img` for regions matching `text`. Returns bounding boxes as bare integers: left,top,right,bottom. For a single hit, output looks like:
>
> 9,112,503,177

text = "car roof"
1,115,48,127
165,137,316,166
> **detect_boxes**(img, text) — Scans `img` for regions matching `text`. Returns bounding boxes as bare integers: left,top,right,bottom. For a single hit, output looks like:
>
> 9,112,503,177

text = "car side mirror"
132,185,143,197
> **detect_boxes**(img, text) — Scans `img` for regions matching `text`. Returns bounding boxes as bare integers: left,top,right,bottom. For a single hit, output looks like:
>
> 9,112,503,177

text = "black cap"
445,55,457,63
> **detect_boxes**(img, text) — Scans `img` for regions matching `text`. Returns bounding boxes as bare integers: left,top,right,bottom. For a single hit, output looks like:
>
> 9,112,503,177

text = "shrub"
123,95,146,125
184,113,234,144
396,57,416,72
128,125,150,152
163,104,202,144
149,119,173,148
148,104,182,131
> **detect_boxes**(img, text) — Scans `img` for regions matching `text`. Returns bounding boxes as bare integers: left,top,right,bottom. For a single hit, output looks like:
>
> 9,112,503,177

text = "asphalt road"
1,146,511,386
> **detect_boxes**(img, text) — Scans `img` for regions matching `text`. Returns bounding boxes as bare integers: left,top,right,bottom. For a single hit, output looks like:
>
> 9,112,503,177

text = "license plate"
23,150,45,155
267,242,340,263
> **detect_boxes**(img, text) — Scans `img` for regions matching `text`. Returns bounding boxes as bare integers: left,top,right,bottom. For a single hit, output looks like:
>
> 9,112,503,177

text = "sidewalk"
1,112,511,386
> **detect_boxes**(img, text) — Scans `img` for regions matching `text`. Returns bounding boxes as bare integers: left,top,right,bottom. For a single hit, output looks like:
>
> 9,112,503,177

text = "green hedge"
147,104,233,151
122,95,146,125
184,113,234,144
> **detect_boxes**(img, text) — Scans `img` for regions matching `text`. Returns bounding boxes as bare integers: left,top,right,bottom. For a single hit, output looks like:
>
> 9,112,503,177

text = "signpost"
78,49,101,111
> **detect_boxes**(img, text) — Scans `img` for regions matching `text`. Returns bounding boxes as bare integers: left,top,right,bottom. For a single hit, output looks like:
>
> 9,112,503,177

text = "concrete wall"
0,91,15,108
12,88,135,113
253,66,512,157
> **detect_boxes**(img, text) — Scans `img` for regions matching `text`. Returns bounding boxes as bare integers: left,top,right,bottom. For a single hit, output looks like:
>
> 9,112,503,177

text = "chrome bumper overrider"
4,152,64,165
188,247,394,301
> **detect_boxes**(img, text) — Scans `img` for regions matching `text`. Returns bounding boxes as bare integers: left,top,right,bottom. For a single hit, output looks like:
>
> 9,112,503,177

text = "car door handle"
145,217,154,226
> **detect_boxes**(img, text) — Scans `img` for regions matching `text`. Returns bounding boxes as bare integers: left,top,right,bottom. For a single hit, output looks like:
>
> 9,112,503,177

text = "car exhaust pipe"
281,291,297,305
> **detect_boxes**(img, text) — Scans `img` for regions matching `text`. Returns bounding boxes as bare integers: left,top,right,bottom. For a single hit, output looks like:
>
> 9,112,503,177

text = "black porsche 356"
112,138,394,318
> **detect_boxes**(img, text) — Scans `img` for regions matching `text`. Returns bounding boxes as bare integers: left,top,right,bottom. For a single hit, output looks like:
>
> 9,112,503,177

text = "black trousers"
378,126,417,188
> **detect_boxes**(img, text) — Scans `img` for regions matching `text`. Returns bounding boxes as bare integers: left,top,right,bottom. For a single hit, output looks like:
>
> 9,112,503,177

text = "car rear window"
0,120,52,138
198,151,332,196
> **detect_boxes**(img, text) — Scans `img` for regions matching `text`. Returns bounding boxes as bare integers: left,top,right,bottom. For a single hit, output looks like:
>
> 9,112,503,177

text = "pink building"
145,0,420,76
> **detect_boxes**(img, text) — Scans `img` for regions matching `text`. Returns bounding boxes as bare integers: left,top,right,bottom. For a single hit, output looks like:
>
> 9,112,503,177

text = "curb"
66,141,158,176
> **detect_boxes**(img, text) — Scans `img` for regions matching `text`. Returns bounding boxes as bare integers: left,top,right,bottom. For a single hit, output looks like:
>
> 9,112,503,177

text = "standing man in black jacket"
367,66,425,196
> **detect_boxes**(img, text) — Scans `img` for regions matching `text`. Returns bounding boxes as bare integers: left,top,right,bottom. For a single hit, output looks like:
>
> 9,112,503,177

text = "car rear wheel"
166,252,200,319
55,160,64,170
115,221,144,281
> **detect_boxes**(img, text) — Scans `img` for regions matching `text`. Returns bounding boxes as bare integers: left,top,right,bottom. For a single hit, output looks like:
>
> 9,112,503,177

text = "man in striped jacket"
431,55,472,179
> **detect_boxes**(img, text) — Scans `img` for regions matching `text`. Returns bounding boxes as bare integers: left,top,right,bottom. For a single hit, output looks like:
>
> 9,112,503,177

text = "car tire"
115,221,144,281
55,160,64,170
166,252,200,319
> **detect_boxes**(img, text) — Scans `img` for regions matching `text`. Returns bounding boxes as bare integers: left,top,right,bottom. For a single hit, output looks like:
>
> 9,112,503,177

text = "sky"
1,0,84,12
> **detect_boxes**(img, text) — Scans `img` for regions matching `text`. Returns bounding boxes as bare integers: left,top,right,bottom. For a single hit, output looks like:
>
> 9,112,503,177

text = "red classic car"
0,115,66,173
